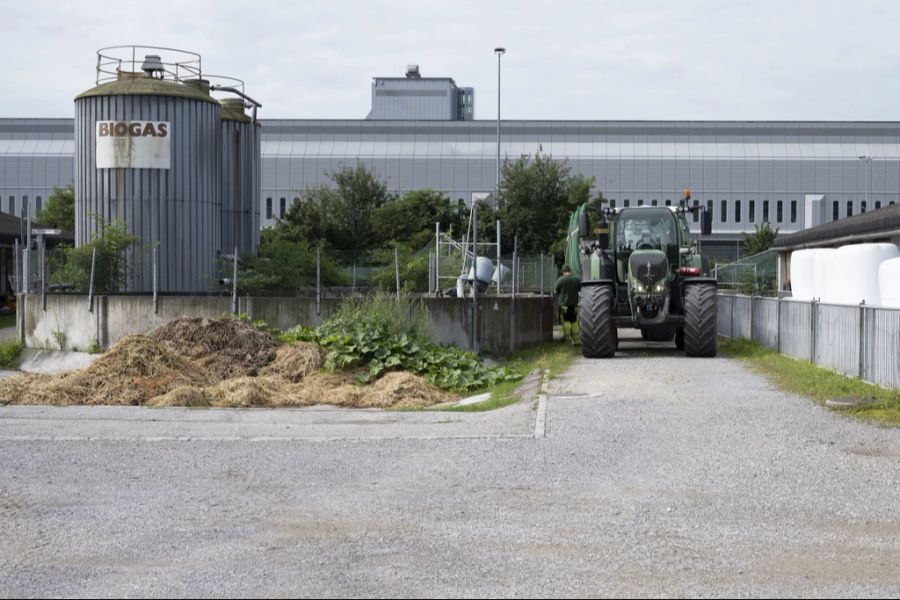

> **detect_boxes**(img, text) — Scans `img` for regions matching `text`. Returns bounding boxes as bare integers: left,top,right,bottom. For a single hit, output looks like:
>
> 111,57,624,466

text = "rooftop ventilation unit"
405,64,421,79
141,54,165,78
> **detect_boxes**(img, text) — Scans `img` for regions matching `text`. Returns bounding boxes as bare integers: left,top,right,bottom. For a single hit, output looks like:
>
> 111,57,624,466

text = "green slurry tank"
565,192,718,358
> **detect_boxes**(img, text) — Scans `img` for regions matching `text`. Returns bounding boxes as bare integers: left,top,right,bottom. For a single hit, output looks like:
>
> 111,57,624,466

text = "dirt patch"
152,317,279,380
260,343,325,382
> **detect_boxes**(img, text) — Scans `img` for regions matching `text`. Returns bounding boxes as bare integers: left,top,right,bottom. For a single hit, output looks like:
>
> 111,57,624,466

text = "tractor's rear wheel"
683,284,717,357
580,285,616,358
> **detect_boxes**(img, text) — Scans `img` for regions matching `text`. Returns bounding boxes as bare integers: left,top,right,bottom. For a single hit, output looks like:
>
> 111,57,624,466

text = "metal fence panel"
733,296,753,340
815,303,860,378
779,299,812,361
864,308,900,389
752,297,779,350
717,295,734,337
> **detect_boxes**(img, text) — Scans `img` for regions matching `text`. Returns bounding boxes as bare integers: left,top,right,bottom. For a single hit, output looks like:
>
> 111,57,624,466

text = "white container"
813,248,837,302
878,256,900,308
492,263,511,285
467,256,494,284
790,249,817,301
828,243,899,306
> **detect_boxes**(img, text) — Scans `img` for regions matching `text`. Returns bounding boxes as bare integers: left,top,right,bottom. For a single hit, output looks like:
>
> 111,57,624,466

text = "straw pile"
0,317,453,410
151,317,279,379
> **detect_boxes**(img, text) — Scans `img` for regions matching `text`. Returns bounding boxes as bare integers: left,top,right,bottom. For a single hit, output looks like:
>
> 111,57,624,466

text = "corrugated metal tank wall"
74,80,221,293
219,98,260,255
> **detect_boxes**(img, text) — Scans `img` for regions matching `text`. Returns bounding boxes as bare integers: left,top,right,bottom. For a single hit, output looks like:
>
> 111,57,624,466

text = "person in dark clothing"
554,265,581,345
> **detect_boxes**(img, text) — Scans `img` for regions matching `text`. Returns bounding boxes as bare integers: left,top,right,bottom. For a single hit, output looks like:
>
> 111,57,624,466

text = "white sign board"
96,121,171,169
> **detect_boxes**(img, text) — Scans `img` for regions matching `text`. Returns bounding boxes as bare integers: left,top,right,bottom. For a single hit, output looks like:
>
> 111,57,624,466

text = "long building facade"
4,115,900,259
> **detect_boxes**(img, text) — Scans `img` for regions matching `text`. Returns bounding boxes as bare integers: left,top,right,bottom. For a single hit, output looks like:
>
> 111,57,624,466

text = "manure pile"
0,318,452,409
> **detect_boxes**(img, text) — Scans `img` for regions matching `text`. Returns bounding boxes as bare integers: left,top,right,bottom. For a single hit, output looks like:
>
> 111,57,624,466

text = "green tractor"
566,193,717,358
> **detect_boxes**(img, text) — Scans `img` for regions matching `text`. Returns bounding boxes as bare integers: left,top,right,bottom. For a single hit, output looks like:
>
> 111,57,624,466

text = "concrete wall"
18,294,552,356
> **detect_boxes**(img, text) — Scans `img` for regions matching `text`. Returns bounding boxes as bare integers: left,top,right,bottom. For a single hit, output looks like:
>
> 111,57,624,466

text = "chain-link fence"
17,237,558,301
715,249,778,296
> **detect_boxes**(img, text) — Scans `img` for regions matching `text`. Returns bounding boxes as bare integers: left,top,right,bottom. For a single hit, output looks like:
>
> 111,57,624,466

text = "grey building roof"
775,203,900,249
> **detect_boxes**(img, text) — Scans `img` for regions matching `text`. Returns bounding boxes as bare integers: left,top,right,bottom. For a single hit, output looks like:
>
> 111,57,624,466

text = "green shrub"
282,294,517,392
0,340,23,369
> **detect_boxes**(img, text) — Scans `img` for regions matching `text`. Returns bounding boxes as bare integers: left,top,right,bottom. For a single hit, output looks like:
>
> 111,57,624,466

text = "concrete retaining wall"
17,294,553,356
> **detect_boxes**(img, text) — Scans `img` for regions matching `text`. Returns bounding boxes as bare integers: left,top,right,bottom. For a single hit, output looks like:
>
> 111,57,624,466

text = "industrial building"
3,65,900,265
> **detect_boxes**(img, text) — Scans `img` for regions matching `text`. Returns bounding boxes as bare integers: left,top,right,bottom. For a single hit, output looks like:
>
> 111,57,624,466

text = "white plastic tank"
492,263,510,285
828,243,899,306
468,257,494,284
789,249,817,301
878,256,900,308
813,248,837,302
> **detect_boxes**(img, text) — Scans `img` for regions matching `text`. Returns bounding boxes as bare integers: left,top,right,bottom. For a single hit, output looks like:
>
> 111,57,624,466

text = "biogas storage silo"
74,46,258,293
213,78,261,256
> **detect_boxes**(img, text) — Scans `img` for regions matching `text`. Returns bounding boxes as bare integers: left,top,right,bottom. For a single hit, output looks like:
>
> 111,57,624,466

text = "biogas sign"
96,121,171,169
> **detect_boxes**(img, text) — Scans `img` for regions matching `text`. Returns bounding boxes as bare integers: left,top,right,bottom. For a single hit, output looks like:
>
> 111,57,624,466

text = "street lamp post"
494,47,505,205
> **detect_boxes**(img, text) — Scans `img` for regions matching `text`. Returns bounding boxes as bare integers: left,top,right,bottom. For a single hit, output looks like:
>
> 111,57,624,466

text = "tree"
50,218,140,293
371,189,458,249
743,221,779,256
277,163,393,252
497,150,595,259
36,185,75,233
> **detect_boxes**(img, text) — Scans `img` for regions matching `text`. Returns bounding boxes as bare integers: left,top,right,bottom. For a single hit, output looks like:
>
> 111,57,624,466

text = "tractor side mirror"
701,210,713,236
596,221,610,250
578,211,590,238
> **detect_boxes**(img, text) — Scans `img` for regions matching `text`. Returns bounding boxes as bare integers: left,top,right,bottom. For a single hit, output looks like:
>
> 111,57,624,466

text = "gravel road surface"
1,332,897,598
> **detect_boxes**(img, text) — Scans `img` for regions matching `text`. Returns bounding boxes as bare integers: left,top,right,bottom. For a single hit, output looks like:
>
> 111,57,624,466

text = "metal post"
39,238,45,311
540,252,545,296
494,47,505,204
352,264,357,293
394,246,401,301
435,222,441,294
512,235,518,298
152,246,158,314
13,239,19,299
809,299,817,364
858,301,866,379
316,245,321,316
231,247,238,315
471,202,478,354
25,195,31,294
496,220,501,292
88,247,96,312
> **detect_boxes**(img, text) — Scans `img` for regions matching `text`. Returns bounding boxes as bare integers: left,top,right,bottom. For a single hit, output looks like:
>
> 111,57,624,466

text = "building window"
790,201,797,223
280,197,286,218
763,200,769,222
266,198,272,219
692,200,700,222
720,200,727,223
749,200,756,223
875,201,882,210
833,201,839,220
624,199,630,207
847,201,853,217
637,199,644,206
861,201,867,214
7,196,13,214
777,201,783,222
610,199,616,208
665,199,671,207
735,200,742,223
36,196,42,215
651,199,658,206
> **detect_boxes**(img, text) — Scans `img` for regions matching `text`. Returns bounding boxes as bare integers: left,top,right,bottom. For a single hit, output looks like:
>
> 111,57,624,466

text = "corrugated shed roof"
776,203,900,249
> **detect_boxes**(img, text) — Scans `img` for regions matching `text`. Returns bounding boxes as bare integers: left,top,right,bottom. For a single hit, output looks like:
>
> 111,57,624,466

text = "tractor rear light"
679,267,702,276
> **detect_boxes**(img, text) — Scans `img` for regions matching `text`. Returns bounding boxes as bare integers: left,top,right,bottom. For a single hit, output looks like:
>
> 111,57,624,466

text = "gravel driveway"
1,331,898,598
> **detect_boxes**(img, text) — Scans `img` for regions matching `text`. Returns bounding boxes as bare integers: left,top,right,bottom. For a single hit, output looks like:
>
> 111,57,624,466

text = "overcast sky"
3,0,899,121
